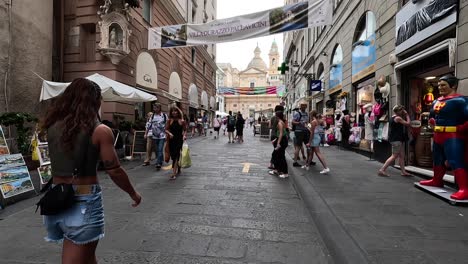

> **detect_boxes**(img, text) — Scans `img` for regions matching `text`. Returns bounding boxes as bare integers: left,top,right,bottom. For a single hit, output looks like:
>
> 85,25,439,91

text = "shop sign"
136,52,158,90
352,34,376,83
148,0,332,49
168,72,182,100
395,0,458,55
309,80,322,93
329,63,342,91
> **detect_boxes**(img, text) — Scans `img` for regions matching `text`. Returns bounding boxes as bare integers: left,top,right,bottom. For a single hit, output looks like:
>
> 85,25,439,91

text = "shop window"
329,44,343,90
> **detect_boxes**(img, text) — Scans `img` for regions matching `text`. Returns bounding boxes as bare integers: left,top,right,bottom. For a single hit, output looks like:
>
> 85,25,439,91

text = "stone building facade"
0,0,54,114
283,0,467,164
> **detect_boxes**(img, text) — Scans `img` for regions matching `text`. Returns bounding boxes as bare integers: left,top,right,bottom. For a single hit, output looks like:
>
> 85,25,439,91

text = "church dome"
247,45,267,71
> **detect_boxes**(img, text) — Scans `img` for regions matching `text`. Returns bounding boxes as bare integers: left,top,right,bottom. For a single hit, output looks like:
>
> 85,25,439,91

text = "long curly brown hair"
42,78,102,150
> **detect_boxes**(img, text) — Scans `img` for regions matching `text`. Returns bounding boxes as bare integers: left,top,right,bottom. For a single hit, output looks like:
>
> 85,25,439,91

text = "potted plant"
0,112,39,170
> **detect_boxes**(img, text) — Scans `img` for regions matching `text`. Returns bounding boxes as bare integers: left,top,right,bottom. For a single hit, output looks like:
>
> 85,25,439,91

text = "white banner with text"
148,0,332,49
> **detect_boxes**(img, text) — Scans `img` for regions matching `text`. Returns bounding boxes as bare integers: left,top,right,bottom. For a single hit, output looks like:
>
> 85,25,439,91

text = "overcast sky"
216,0,284,71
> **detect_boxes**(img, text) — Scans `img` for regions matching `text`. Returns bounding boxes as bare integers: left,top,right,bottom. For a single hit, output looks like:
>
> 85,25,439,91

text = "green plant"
0,112,38,155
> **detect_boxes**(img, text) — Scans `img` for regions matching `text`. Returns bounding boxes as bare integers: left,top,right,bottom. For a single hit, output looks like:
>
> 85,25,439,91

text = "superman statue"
419,75,468,200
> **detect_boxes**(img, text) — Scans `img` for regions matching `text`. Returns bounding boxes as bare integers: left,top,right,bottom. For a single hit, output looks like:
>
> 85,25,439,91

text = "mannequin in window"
363,103,375,151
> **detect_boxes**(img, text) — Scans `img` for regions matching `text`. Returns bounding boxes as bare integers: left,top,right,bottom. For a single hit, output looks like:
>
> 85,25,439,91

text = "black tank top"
169,119,184,140
47,122,100,177
388,116,405,142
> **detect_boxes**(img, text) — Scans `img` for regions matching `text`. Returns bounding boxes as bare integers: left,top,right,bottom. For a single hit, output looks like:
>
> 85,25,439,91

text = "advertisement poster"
37,165,52,184
0,154,25,170
149,0,332,49
37,144,51,165
0,126,9,155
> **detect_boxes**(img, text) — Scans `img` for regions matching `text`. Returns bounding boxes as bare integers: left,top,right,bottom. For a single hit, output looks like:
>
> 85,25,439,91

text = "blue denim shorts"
43,185,105,245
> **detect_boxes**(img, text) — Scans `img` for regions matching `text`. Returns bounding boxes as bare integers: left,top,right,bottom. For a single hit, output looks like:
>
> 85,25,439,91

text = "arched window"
352,11,377,83
353,12,376,45
317,63,325,81
329,45,343,90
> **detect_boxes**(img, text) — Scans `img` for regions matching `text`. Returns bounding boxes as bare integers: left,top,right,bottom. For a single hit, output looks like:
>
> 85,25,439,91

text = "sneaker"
279,174,289,179
320,168,330,174
268,170,277,176
293,162,301,167
324,143,330,147
301,165,309,171
155,164,162,169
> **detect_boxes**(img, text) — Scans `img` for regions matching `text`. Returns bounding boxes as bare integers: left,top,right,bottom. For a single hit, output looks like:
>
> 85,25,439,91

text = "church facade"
218,41,282,119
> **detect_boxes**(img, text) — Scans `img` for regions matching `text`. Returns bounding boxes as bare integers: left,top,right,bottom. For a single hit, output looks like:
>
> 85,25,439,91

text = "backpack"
228,116,236,126
150,113,167,136
291,110,302,131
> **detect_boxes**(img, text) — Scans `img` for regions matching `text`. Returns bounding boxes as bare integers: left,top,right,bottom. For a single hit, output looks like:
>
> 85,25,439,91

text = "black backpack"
291,110,302,131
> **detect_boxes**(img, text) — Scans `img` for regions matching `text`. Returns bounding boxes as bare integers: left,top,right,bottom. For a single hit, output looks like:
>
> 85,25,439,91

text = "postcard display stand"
35,132,52,186
0,126,35,206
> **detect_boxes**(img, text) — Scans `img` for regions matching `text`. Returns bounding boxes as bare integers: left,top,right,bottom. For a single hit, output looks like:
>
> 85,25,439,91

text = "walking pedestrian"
143,112,154,166
291,101,310,167
269,111,289,178
269,105,284,169
148,103,168,170
227,111,236,143
41,78,141,263
236,112,245,143
202,112,208,136
189,114,196,137
221,116,227,136
165,106,187,180
305,111,330,174
378,105,412,177
213,115,221,139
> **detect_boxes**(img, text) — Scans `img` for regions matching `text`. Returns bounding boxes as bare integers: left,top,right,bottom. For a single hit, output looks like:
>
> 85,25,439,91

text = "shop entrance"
400,49,454,169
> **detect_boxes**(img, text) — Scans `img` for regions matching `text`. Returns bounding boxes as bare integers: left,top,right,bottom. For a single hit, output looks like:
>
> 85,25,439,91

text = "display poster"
352,34,376,83
36,144,51,166
0,154,25,170
148,0,332,49
0,165,34,199
37,165,52,185
0,126,9,155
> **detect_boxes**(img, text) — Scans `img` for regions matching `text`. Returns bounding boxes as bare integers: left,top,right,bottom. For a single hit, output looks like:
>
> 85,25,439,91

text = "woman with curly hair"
42,78,141,263
165,106,187,180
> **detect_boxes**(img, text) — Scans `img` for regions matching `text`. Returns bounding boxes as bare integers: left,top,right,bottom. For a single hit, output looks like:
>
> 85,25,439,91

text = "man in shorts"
291,101,310,167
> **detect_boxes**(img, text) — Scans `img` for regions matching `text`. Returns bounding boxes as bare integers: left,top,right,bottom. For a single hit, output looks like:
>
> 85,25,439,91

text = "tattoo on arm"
103,159,120,170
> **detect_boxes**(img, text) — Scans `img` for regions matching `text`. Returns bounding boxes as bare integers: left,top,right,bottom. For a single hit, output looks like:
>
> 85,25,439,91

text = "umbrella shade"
40,73,157,103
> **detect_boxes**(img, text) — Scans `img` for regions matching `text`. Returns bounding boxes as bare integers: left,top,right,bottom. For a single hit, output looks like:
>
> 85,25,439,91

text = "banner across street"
148,0,332,49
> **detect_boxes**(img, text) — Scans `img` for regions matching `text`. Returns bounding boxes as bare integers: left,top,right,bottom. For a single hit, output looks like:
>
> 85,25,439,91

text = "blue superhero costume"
420,94,468,200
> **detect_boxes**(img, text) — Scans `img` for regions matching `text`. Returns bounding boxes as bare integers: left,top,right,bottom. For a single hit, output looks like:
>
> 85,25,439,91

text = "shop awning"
40,73,157,102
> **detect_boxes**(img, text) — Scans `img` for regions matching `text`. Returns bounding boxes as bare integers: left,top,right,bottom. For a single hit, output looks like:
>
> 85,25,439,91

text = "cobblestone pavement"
0,129,331,264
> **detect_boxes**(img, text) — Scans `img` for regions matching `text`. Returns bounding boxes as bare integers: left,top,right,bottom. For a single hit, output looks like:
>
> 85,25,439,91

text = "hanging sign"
148,0,332,49
310,80,322,92
218,86,278,95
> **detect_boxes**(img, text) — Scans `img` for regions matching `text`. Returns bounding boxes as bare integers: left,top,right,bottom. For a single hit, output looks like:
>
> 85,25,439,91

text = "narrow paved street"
0,129,331,264
2,128,468,263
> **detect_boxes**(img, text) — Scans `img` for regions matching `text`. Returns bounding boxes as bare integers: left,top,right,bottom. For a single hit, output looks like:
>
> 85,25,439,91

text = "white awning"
201,91,209,110
40,73,157,102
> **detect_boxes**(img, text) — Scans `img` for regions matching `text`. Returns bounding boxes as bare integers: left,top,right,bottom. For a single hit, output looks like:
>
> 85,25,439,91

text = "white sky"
216,0,284,71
